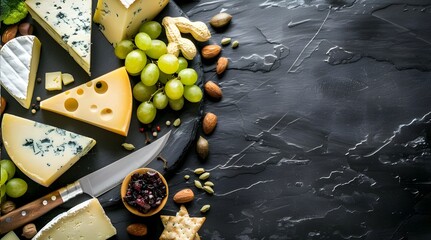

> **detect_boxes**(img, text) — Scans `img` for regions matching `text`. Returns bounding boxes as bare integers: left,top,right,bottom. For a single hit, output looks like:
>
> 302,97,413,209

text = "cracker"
160,205,205,240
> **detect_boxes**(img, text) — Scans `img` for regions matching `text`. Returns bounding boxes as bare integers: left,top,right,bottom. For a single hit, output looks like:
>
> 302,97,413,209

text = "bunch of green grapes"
114,21,203,124
1,159,28,200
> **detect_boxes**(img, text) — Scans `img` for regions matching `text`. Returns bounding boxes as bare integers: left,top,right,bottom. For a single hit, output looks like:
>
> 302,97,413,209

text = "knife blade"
0,130,171,234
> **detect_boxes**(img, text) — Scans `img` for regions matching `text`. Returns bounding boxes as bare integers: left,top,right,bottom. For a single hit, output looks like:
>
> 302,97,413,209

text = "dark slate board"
0,1,203,239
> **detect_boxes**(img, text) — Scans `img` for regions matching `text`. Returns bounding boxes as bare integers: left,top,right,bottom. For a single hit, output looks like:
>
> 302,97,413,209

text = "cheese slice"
62,73,75,85
40,67,133,136
0,35,41,109
1,114,96,187
45,71,62,91
26,0,92,75
33,198,117,239
93,0,169,44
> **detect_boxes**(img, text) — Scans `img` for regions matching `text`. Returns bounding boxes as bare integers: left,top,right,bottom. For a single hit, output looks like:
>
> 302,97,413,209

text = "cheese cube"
45,71,62,91
93,0,170,44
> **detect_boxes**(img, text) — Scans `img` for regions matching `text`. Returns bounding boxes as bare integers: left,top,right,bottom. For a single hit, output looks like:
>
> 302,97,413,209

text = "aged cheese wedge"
26,0,92,75
1,114,96,187
0,35,41,109
33,198,117,239
93,0,169,44
40,67,133,136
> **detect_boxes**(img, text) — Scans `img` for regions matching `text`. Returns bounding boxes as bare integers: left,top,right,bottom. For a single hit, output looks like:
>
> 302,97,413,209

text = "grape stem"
148,86,165,102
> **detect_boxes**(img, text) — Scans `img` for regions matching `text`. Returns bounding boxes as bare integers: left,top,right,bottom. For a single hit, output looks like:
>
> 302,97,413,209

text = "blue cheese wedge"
25,0,92,75
0,35,41,109
93,0,169,44
33,198,117,239
1,114,96,187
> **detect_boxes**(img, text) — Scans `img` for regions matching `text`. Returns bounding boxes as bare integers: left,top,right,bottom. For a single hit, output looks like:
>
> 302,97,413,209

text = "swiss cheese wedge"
1,114,96,187
40,67,133,136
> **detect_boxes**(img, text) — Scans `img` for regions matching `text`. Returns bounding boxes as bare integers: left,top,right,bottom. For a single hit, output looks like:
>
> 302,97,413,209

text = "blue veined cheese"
93,0,169,44
33,198,117,240
1,114,96,187
25,0,92,75
0,35,41,109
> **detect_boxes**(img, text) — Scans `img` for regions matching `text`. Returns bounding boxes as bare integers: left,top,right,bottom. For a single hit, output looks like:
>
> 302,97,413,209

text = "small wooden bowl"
121,168,168,217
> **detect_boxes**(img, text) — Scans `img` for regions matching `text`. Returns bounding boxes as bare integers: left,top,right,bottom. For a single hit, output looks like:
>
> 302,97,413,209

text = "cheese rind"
0,35,41,109
93,0,169,44
40,67,133,136
33,198,117,239
25,0,92,75
1,114,96,187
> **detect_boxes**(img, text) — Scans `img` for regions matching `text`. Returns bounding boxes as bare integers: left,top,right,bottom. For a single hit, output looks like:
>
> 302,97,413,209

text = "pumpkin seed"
200,204,211,213
204,181,214,187
184,175,190,180
194,180,203,189
203,186,214,194
194,168,205,175
199,172,210,180
121,143,135,151
173,118,181,127
221,37,231,45
232,40,239,48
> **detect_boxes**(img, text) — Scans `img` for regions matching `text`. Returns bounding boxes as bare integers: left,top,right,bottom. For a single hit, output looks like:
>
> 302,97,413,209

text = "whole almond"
173,188,195,203
201,45,221,59
209,12,233,28
204,81,222,100
216,57,228,75
127,223,148,237
0,97,6,115
203,112,217,135
2,25,18,44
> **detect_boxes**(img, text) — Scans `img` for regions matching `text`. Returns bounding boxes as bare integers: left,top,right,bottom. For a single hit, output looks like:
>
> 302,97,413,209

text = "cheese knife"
0,130,171,234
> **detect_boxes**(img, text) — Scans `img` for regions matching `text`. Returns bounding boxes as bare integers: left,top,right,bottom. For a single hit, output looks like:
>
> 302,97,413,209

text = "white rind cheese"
0,35,41,109
93,0,169,44
26,0,92,75
32,198,117,239
1,114,96,187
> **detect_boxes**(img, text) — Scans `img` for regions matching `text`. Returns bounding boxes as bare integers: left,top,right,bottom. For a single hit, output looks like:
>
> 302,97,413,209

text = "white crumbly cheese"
32,198,117,239
0,35,41,109
93,0,169,44
25,0,92,75
1,114,96,187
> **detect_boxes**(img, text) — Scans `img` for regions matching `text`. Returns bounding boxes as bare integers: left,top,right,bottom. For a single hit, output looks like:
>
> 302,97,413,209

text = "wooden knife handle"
0,181,82,234
0,190,64,234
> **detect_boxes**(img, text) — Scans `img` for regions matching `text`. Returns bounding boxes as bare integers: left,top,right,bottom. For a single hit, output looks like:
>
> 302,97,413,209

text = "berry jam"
123,171,167,213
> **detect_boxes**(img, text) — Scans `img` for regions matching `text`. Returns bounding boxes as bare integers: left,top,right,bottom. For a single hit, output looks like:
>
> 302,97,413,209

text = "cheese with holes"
45,71,62,91
0,35,41,109
26,0,92,75
93,0,169,44
1,114,96,187
40,67,132,136
33,198,116,239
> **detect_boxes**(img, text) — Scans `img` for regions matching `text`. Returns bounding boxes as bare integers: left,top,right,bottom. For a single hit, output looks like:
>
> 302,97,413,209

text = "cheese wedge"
1,114,96,187
26,0,92,75
93,0,169,44
40,67,133,136
0,35,41,109
45,71,62,91
33,198,117,239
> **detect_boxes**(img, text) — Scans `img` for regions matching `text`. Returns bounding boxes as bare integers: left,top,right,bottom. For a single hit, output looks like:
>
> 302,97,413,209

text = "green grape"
135,32,152,51
158,71,173,84
140,63,160,86
114,40,135,59
137,101,157,124
133,82,157,102
0,168,8,186
125,49,147,75
0,184,5,198
145,40,167,59
0,159,16,180
165,79,184,100
184,85,203,103
168,96,184,111
139,21,162,39
153,92,169,109
178,68,198,85
158,54,179,74
6,178,28,198
176,57,188,73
